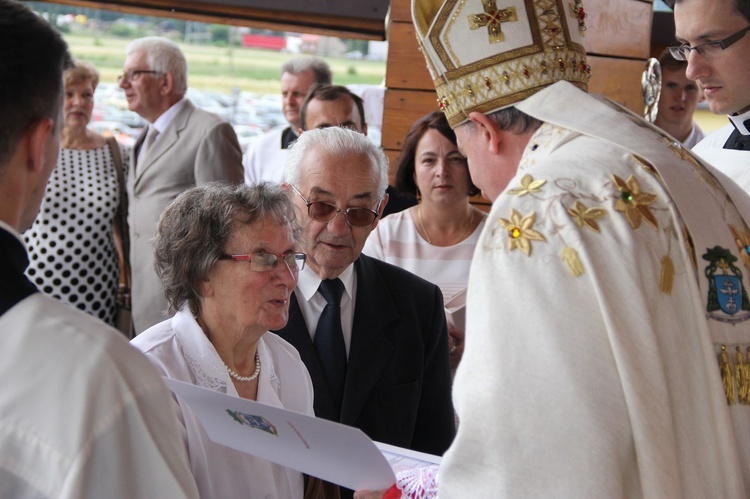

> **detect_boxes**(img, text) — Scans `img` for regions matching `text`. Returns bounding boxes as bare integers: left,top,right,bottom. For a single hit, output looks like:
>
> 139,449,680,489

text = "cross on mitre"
468,0,518,44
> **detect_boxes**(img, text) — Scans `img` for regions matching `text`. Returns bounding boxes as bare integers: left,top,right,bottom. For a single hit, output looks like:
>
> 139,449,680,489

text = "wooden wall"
382,0,654,206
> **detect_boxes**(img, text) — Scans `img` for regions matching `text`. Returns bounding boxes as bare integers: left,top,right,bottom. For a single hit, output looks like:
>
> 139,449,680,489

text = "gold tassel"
720,345,736,405
736,346,750,404
561,246,584,277
660,255,674,294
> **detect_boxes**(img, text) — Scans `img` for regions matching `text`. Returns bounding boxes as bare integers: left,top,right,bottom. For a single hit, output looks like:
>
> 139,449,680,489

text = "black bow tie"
724,118,750,150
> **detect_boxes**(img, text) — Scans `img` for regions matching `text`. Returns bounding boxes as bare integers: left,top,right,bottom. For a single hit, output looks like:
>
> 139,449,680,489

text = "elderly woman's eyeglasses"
219,252,306,272
669,26,750,61
117,69,163,84
290,184,380,227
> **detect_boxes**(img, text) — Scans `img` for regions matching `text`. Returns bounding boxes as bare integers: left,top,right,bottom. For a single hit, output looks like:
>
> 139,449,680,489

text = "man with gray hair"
274,126,455,498
356,0,750,497
243,56,332,185
0,2,199,496
119,36,243,334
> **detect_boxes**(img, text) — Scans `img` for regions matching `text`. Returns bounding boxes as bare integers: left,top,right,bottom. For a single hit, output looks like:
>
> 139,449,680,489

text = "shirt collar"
151,97,187,133
296,263,355,302
728,108,750,136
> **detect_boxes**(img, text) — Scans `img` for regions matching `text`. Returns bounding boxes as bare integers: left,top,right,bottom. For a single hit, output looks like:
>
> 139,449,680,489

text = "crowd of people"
3,0,750,497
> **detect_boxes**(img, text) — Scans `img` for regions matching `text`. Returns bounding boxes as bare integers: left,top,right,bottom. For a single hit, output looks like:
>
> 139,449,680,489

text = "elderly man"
273,126,455,497
0,2,199,497
654,48,706,148
243,57,332,185
670,0,750,192
357,0,750,497
299,83,417,216
119,36,243,333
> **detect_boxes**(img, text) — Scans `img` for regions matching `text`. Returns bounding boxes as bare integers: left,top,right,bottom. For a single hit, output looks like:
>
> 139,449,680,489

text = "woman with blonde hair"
24,59,129,328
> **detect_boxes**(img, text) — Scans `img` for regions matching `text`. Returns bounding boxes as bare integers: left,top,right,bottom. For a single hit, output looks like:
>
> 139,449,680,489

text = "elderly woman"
363,111,487,370
131,182,319,498
23,59,129,326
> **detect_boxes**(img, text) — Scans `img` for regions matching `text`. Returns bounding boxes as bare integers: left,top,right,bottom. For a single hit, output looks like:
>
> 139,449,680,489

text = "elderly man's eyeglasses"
219,252,306,272
290,184,380,227
117,69,163,84
669,26,750,61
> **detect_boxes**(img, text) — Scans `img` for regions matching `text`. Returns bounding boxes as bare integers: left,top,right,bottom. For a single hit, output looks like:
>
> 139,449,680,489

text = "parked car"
88,121,140,148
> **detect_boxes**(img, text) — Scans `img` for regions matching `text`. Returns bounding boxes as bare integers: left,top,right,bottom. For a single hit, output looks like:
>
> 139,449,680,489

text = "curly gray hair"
153,182,300,314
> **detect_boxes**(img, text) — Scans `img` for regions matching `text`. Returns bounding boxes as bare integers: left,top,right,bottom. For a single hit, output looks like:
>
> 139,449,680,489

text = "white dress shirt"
295,264,357,355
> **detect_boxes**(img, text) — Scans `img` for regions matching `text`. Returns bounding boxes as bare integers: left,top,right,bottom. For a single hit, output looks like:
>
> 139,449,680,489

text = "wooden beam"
40,0,387,40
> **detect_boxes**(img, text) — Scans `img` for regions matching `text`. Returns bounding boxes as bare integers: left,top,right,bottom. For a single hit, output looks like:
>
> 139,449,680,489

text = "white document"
163,378,439,491
375,442,442,475
444,288,467,331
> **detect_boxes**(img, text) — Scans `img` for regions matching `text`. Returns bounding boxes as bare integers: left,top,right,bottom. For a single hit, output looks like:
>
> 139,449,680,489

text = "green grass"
64,34,386,95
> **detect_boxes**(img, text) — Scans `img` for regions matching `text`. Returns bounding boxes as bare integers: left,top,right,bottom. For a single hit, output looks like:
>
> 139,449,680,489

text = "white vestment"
693,123,750,195
243,125,291,185
131,308,314,499
0,294,199,498
440,82,750,498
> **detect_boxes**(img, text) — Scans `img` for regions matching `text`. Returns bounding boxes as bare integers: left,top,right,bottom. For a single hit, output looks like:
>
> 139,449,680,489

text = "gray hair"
281,57,332,85
284,127,389,197
126,36,188,96
457,107,542,135
153,182,300,314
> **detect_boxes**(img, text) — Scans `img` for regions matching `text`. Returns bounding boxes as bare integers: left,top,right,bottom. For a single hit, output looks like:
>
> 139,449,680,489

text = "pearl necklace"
418,205,476,246
224,352,261,382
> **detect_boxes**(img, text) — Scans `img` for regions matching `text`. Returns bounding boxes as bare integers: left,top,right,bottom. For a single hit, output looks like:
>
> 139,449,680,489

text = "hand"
448,325,465,370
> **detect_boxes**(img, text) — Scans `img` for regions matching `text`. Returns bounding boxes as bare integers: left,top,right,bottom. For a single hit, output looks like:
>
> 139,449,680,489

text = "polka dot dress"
23,143,129,325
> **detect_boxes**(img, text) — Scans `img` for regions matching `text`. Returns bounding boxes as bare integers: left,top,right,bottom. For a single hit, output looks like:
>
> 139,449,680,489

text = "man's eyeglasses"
290,184,380,227
117,69,163,84
669,25,750,61
219,252,306,272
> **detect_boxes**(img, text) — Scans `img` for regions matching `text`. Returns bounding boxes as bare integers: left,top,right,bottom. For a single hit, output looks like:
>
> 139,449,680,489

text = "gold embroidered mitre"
412,0,590,127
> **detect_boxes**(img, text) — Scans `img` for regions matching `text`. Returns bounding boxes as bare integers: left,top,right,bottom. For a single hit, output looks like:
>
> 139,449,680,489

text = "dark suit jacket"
273,254,455,457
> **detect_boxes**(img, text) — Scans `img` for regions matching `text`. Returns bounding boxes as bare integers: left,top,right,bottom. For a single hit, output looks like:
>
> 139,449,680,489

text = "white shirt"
363,207,487,303
131,308,314,499
682,122,706,149
295,264,357,354
153,97,188,133
693,123,750,195
0,294,199,498
243,125,291,186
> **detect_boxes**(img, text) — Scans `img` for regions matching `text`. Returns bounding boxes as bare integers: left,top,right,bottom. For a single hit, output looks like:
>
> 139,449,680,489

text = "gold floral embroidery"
612,174,658,229
498,209,547,256
567,200,606,232
508,174,547,196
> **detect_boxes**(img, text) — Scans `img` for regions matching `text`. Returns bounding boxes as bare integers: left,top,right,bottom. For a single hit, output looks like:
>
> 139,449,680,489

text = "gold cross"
468,0,518,44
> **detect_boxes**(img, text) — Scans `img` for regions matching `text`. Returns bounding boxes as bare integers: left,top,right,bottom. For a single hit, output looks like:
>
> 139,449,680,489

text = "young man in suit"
0,3,199,496
298,83,417,216
274,126,455,497
119,37,243,333
671,0,750,192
